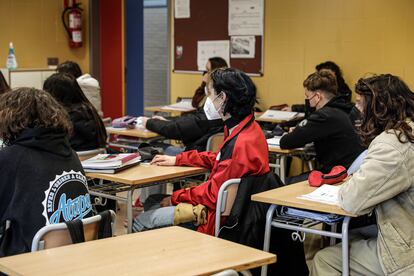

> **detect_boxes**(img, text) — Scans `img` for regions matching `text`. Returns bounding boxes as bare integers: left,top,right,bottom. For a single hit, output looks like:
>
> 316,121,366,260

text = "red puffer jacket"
171,114,270,235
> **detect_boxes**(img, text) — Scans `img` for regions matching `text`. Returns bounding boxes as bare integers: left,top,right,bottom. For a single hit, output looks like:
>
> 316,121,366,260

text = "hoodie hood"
325,95,354,114
12,128,73,158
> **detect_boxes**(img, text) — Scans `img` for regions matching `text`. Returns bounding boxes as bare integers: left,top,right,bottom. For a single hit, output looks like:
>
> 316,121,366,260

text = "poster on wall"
228,0,264,36
197,40,230,71
231,36,255,58
175,0,190,19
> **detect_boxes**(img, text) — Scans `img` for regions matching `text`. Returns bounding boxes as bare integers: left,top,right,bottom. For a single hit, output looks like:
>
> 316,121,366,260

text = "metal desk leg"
342,216,351,276
330,223,338,245
261,204,277,276
280,155,286,183
127,190,133,234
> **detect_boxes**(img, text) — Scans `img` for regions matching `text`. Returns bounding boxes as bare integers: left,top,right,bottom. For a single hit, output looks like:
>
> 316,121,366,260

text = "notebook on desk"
266,136,282,146
259,110,304,121
297,184,340,206
161,99,195,111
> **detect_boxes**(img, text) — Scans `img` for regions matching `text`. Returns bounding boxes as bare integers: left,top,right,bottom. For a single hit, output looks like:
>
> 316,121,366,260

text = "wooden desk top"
106,127,159,139
86,163,208,185
252,181,356,217
145,105,196,115
268,146,303,154
0,227,276,276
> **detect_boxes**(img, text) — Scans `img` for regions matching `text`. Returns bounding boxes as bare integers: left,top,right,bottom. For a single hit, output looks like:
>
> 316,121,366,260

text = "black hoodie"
0,128,92,257
280,96,365,172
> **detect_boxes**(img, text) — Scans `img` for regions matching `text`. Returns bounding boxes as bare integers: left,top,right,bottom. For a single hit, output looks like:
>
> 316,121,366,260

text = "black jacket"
280,96,365,172
218,173,308,275
146,109,223,151
0,128,92,257
69,107,101,151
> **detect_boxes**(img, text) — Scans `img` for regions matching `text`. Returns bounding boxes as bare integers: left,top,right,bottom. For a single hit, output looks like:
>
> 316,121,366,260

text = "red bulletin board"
173,0,263,75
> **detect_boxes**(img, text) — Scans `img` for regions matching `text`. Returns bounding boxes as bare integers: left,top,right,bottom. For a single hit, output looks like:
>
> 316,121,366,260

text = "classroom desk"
145,105,196,116
0,227,276,276
268,146,310,183
87,164,208,233
255,114,304,124
106,127,159,139
106,127,160,151
252,181,357,276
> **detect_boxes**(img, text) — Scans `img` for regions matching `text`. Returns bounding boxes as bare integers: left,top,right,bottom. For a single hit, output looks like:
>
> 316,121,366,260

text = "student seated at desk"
43,73,107,152
312,74,414,276
280,69,365,184
283,61,361,124
133,68,270,235
0,88,93,257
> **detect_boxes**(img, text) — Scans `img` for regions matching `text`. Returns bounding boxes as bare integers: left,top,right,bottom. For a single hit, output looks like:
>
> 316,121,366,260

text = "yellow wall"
0,0,89,73
170,0,414,108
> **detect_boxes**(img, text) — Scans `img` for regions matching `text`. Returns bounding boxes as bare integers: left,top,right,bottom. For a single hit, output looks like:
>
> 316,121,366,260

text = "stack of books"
82,153,141,173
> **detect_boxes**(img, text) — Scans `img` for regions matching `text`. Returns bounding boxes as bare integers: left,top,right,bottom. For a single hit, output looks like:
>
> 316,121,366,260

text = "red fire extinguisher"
62,0,83,48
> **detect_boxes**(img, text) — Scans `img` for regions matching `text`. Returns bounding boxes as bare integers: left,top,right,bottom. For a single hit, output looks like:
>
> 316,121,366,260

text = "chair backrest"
206,133,224,152
31,210,116,251
215,178,241,237
76,148,107,161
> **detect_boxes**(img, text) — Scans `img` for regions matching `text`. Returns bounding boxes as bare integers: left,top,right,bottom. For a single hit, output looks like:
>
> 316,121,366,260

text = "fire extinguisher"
62,0,83,48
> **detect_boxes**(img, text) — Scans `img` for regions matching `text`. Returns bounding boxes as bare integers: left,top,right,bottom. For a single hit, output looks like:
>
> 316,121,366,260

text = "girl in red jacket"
133,68,270,235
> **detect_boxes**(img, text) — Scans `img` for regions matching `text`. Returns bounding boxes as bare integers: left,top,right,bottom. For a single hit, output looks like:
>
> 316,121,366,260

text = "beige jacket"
339,125,414,276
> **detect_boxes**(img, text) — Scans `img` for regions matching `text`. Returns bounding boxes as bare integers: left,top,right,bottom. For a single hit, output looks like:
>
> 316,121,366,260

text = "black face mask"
304,99,315,118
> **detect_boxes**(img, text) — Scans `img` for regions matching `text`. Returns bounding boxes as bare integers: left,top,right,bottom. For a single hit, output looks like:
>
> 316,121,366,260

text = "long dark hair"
0,88,72,145
43,73,107,148
355,74,414,146
0,71,10,95
316,61,352,101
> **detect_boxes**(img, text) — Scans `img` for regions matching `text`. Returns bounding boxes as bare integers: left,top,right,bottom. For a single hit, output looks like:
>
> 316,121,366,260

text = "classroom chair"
215,178,241,237
31,210,116,251
206,132,224,152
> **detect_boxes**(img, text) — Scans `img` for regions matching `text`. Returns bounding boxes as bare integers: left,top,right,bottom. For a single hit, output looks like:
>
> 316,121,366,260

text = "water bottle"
6,42,18,70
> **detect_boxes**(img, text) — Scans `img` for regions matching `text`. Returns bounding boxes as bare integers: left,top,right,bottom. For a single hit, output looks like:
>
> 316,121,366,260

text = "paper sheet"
266,136,281,146
231,36,255,58
259,110,304,121
197,40,230,71
162,100,195,111
298,185,341,206
175,0,190,19
228,0,264,36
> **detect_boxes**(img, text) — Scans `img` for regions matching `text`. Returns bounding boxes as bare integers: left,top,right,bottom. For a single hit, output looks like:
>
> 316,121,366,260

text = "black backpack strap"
98,210,113,239
64,220,85,244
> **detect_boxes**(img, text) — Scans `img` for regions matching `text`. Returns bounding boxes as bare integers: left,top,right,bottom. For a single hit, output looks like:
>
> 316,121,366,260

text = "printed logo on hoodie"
42,170,92,224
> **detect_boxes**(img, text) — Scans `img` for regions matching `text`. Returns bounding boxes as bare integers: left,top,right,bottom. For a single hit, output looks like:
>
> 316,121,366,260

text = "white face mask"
203,96,222,120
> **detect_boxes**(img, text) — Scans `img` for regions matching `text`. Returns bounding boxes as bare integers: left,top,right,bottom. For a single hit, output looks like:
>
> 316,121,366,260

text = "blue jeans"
132,206,175,232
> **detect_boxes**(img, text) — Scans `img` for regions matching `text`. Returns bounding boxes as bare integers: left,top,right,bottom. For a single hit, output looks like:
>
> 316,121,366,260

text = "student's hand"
281,106,292,112
150,155,177,166
160,196,172,207
152,115,168,121
289,127,296,133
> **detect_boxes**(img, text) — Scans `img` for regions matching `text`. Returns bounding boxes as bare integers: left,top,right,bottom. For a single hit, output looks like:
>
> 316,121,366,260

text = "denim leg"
132,206,175,232
164,146,185,156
